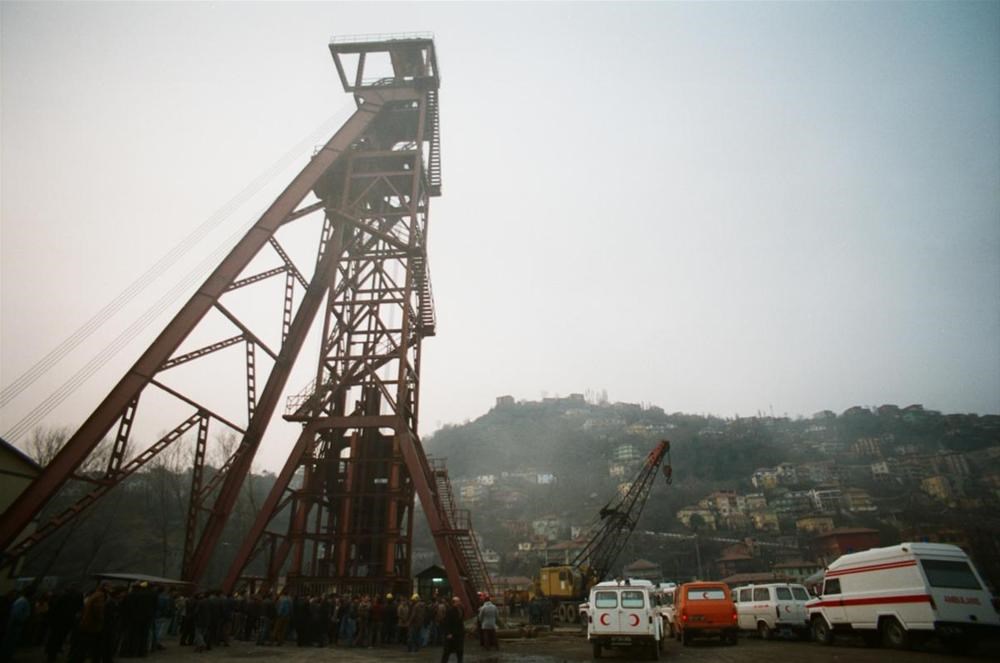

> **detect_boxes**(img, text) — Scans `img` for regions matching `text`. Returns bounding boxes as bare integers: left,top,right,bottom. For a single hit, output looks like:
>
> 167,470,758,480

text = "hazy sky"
2,2,998,468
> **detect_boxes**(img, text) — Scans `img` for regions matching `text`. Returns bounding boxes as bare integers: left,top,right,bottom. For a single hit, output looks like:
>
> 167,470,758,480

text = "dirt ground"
12,630,1000,663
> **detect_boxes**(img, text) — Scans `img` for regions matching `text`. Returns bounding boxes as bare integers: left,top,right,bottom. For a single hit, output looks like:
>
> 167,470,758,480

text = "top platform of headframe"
329,33,439,93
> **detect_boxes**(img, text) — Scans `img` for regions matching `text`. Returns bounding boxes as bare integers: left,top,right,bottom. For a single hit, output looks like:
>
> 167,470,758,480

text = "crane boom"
533,440,672,623
572,439,672,582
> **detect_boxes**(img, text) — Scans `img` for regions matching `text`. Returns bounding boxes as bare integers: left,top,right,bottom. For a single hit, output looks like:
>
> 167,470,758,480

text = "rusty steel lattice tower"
0,35,491,611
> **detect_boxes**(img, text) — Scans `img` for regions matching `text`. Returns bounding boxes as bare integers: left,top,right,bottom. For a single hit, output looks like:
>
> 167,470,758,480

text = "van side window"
753,587,769,601
775,587,792,600
621,591,645,608
823,579,841,595
739,588,752,603
921,559,983,590
791,586,810,601
594,591,618,609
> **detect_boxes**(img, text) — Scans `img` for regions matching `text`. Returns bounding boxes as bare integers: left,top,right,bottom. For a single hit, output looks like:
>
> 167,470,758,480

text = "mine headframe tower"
0,34,491,614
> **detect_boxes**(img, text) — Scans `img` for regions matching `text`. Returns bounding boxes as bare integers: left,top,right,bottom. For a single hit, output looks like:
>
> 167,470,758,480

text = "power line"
0,105,351,409
3,104,355,440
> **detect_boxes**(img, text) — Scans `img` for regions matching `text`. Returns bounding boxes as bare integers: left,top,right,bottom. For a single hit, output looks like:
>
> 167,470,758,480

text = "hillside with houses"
420,394,1000,592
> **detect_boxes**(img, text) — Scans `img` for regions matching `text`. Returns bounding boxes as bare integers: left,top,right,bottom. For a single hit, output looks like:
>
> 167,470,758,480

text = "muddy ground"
14,629,1000,663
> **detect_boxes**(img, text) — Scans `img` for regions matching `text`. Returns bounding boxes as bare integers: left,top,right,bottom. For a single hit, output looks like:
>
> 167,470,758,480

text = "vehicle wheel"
812,617,834,646
880,618,910,650
681,629,691,647
757,621,772,640
668,621,675,639
592,641,602,659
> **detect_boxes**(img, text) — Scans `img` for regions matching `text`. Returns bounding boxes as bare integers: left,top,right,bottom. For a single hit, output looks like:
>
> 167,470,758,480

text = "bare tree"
25,425,72,465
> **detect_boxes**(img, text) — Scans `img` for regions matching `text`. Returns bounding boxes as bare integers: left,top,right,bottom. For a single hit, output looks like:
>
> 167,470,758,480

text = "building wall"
0,443,41,594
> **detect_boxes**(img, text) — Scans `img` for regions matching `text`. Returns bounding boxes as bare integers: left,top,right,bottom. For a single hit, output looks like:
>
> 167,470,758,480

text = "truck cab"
587,580,663,660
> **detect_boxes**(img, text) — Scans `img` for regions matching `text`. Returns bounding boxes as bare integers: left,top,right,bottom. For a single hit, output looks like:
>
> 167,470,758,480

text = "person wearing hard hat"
406,594,426,653
383,594,397,645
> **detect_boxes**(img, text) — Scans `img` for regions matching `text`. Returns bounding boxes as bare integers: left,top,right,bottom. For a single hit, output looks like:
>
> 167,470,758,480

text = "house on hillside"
771,490,814,517
744,493,768,512
751,510,780,533
921,475,957,504
623,558,662,583
532,515,564,541
700,490,746,517
544,540,586,565
716,551,758,579
851,437,884,458
751,467,780,489
495,395,515,408
842,487,877,513
870,459,894,481
771,560,822,583
809,486,843,512
796,515,834,535
677,506,717,530
812,528,880,565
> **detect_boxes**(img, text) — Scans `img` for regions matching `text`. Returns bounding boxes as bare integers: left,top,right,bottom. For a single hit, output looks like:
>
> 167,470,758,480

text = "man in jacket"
477,596,498,651
405,595,425,653
440,596,465,663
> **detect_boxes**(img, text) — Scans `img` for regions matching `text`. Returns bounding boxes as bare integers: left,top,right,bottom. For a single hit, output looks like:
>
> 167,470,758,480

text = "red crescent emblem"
630,614,640,626
600,613,610,626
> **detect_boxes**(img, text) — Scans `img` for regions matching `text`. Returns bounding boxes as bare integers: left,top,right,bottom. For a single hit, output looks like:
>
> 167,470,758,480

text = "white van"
808,542,1000,653
653,582,678,638
732,582,811,639
586,580,664,660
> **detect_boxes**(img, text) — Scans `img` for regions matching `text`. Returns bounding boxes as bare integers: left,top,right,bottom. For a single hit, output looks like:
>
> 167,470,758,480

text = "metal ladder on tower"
412,254,436,337
426,89,442,196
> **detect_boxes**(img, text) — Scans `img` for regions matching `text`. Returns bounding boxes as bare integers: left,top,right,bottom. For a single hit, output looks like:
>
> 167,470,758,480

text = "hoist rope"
2,102,355,440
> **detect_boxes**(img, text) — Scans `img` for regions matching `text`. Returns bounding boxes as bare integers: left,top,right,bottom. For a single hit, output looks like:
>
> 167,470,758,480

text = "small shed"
414,564,450,599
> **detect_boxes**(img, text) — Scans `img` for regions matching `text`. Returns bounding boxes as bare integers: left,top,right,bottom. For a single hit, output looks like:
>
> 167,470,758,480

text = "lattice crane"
536,440,672,622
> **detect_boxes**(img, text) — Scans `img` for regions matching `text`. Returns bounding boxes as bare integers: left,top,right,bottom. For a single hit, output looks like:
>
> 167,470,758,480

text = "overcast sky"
2,1,998,469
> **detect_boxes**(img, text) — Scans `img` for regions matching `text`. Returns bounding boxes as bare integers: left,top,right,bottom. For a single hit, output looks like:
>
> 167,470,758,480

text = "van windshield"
687,588,727,600
921,559,982,590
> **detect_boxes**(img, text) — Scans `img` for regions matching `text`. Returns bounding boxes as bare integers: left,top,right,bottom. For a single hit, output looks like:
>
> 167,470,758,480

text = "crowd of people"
2,583,503,663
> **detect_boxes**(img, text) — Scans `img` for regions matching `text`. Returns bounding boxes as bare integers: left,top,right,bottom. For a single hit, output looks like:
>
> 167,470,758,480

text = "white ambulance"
586,579,664,660
808,542,1000,653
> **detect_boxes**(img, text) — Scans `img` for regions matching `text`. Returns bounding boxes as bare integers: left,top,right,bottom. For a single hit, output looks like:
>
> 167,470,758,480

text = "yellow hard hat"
386,593,393,600
411,593,420,601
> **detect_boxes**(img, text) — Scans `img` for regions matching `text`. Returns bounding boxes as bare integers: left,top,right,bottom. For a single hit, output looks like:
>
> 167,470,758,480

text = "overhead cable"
1,105,351,409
